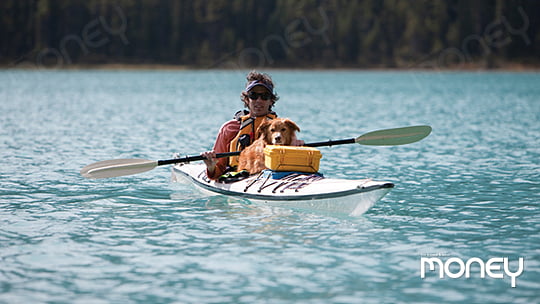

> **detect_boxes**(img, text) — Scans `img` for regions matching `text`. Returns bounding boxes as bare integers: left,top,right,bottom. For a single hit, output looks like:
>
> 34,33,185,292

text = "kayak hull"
171,163,394,216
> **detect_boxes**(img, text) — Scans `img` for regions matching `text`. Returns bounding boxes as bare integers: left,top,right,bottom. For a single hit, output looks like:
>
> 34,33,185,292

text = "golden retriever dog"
238,118,300,174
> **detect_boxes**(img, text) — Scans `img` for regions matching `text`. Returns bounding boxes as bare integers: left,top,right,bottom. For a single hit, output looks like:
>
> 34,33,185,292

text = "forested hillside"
1,0,538,69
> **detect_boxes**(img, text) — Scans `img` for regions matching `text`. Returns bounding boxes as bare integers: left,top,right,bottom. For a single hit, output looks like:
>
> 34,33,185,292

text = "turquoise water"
1,70,539,303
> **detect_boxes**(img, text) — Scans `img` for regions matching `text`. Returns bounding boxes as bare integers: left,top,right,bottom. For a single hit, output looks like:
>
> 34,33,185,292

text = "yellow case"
263,145,322,173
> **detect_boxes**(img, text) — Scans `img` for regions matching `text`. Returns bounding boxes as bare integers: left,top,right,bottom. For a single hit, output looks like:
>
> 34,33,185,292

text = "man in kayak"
201,70,303,180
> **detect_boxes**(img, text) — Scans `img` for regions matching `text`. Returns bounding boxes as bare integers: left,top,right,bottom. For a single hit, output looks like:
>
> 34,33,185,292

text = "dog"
238,118,300,175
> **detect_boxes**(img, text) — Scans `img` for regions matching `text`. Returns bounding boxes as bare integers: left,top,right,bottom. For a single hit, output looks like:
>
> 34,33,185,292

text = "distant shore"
2,62,539,72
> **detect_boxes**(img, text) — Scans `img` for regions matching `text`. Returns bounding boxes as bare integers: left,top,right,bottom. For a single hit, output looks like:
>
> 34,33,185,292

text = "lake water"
1,70,538,303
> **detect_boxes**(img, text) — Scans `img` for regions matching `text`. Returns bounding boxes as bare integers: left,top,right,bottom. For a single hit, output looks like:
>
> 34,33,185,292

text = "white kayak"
171,163,394,216
80,126,430,216
80,126,430,215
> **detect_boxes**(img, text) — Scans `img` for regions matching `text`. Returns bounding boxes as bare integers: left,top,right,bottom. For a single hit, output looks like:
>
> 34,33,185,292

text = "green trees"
1,0,537,68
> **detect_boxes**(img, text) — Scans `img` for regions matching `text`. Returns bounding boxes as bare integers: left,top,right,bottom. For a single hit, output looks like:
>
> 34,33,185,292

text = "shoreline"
1,62,539,72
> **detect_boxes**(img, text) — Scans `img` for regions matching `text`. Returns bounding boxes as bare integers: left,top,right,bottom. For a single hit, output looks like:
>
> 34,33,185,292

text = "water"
1,70,538,303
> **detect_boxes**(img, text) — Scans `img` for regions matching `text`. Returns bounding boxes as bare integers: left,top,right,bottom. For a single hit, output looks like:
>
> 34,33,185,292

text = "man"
201,71,302,180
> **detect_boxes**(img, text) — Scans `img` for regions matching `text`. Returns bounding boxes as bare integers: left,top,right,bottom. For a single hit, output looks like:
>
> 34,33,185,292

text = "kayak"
81,126,430,215
171,163,394,216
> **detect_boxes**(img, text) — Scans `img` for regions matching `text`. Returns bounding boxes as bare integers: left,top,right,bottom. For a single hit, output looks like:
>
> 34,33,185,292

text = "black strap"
234,110,249,121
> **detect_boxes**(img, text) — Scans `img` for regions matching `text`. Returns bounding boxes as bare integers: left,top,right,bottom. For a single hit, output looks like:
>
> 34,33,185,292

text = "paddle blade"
355,125,432,146
80,159,158,179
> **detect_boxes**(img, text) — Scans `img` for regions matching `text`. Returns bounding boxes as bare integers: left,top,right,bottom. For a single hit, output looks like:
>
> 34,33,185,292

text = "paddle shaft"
305,138,356,147
157,152,240,166
156,139,356,166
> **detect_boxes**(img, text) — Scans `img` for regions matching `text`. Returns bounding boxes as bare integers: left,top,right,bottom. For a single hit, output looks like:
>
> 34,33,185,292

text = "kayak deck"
172,163,394,216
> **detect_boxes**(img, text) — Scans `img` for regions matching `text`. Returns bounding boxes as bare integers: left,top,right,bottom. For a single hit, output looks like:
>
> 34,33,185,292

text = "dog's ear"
284,119,300,132
257,120,271,140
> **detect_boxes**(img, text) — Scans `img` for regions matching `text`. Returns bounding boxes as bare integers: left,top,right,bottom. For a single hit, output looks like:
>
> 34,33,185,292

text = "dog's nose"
274,135,281,142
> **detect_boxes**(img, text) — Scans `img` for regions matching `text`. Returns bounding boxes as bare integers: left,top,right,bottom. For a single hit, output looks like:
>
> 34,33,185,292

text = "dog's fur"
238,118,300,174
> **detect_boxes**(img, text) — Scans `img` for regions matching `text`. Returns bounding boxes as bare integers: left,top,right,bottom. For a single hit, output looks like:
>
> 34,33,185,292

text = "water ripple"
1,71,539,303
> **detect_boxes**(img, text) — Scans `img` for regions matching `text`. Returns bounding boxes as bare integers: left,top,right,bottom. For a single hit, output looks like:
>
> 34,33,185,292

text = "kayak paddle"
80,125,431,179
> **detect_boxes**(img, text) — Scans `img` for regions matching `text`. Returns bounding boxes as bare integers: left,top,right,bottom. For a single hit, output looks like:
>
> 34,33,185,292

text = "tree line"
1,0,538,69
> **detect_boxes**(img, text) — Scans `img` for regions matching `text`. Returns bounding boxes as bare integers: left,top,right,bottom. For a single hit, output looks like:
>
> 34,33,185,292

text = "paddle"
80,125,431,179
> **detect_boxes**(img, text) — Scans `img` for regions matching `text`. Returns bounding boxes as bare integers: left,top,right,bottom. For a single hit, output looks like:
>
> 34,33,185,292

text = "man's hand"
201,151,217,174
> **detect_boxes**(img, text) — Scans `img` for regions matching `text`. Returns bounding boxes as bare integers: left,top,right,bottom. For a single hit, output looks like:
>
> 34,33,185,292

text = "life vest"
229,112,277,167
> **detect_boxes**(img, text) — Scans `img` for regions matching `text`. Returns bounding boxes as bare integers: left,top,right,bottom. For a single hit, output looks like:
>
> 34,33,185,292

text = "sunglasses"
248,91,272,100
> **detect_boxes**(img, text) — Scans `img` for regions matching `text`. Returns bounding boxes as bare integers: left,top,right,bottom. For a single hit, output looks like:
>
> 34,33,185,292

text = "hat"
245,80,274,94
